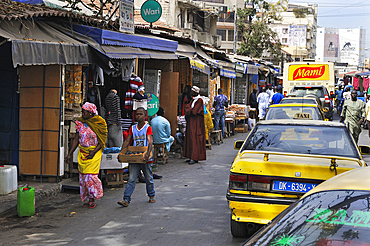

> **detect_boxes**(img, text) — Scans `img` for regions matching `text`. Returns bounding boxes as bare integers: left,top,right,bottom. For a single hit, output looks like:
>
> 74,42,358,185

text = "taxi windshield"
265,106,323,120
242,125,359,158
244,190,370,246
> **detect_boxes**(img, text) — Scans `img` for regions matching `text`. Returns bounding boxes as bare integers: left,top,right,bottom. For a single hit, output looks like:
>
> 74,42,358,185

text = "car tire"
230,215,248,237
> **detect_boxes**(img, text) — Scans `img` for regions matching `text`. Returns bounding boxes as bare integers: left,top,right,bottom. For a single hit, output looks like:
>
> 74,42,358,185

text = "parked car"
243,167,370,245
265,103,325,120
290,85,333,120
227,120,368,237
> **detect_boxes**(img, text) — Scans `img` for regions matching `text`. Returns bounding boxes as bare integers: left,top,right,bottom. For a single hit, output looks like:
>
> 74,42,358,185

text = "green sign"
146,93,159,116
141,0,162,23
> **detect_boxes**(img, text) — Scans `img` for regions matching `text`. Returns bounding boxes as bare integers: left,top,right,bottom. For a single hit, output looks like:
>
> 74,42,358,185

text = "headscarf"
78,102,108,149
82,102,98,116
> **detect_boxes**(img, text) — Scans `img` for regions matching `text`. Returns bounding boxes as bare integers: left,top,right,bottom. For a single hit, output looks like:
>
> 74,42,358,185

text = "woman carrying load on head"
65,102,108,209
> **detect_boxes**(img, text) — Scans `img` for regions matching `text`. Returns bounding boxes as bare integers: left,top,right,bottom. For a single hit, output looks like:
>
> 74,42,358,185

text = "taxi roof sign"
293,113,313,120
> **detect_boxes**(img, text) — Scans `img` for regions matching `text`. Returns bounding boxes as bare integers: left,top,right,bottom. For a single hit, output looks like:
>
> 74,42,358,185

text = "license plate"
272,181,318,193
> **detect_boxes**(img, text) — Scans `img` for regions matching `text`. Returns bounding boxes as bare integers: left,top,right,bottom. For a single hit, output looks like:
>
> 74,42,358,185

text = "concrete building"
134,0,221,47
269,2,318,61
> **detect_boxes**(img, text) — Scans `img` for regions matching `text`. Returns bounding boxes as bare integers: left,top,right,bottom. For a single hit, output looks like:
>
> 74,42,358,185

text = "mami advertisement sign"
141,0,162,23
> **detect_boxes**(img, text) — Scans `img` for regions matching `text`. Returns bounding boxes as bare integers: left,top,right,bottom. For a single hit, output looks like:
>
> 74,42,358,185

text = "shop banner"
235,63,245,74
247,64,258,75
190,59,210,75
220,68,236,79
146,93,159,116
120,0,134,34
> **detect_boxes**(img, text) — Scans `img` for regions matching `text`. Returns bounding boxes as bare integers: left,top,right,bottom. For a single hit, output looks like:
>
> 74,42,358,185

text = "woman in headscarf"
65,102,108,208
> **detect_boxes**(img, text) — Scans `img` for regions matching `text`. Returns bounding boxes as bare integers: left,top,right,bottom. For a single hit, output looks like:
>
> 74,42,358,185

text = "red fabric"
353,77,360,89
183,99,206,161
363,78,369,91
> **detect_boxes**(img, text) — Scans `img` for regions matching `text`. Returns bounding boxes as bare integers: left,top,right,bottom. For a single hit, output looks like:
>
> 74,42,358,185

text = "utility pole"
233,0,237,54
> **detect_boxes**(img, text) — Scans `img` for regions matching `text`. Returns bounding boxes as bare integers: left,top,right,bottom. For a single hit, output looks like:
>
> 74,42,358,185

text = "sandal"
88,202,96,209
149,197,156,203
117,200,129,207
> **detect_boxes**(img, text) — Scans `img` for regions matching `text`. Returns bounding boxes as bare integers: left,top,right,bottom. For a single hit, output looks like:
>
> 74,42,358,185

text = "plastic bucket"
17,186,35,217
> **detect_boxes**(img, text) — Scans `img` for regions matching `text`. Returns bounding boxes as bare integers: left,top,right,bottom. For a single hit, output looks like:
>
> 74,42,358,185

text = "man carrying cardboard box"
117,107,155,207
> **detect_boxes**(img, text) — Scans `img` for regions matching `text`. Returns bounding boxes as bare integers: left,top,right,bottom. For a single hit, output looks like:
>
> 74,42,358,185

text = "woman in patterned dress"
66,102,107,208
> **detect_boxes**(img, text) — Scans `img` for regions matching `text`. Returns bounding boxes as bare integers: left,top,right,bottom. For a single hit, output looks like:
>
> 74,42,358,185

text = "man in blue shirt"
213,88,228,138
270,87,284,104
150,107,174,152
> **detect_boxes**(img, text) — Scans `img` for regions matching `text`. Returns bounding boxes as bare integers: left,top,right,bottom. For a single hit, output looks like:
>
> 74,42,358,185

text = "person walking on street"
270,87,284,104
183,86,206,165
213,88,228,138
257,87,270,120
117,107,155,207
105,89,123,147
249,89,258,109
65,102,107,209
340,90,366,144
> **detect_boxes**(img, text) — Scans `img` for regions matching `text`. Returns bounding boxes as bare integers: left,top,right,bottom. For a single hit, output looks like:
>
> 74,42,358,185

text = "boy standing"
117,107,155,207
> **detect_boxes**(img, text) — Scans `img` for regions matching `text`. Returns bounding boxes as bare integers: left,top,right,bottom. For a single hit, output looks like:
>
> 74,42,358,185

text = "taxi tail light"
248,175,271,192
284,91,287,97
229,174,247,190
324,94,330,104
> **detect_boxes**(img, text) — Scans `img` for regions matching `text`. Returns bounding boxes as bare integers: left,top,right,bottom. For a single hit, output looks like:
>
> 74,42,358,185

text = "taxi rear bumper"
226,191,298,205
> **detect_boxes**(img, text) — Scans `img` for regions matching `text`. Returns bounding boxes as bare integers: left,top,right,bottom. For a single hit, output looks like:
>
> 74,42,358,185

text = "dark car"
243,167,370,245
290,85,333,120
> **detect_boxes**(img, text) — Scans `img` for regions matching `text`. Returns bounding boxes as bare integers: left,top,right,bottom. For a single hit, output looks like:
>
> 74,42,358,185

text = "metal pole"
233,0,237,54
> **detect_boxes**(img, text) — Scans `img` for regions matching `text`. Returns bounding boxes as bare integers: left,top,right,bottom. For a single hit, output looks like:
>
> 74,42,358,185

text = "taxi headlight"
323,108,329,112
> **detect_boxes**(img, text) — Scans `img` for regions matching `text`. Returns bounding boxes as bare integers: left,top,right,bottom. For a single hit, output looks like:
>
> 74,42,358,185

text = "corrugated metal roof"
0,0,102,24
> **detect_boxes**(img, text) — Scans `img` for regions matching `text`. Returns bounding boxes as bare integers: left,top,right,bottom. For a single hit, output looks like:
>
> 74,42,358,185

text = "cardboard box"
118,146,153,163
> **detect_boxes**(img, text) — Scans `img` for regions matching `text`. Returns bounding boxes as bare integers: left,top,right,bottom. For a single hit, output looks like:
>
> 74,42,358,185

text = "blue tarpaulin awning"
357,71,370,76
72,24,178,53
220,68,236,78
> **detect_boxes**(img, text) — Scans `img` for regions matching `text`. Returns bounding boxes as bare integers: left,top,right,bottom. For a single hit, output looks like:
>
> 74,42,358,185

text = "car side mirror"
234,140,244,150
359,145,370,155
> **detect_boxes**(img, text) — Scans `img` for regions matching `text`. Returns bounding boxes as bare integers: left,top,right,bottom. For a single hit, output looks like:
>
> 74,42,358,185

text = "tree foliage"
63,0,119,20
236,0,287,61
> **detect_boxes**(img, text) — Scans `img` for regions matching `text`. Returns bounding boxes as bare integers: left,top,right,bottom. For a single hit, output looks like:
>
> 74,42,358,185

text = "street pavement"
0,132,249,246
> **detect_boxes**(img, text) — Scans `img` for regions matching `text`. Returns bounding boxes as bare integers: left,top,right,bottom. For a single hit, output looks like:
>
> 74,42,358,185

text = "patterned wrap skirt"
79,173,103,202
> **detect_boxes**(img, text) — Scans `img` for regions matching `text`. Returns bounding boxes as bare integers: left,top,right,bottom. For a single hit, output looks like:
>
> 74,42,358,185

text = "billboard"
288,64,330,81
324,33,338,58
289,25,307,47
120,0,134,34
339,29,360,66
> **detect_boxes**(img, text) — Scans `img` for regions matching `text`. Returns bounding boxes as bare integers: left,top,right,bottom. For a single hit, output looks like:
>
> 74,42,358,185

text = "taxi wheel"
230,216,247,237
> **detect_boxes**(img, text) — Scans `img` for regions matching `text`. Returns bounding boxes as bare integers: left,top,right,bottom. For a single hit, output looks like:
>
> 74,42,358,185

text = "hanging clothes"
353,77,359,90
363,77,369,92
125,75,143,110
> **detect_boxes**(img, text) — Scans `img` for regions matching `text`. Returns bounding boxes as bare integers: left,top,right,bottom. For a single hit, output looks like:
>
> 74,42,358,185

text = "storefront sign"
220,68,236,79
247,64,258,75
190,59,210,75
141,0,162,23
120,0,134,34
146,93,159,116
235,63,245,74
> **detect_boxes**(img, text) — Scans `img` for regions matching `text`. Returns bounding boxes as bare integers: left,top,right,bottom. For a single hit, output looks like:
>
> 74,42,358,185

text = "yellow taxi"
243,167,370,245
227,120,368,237
265,103,325,121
